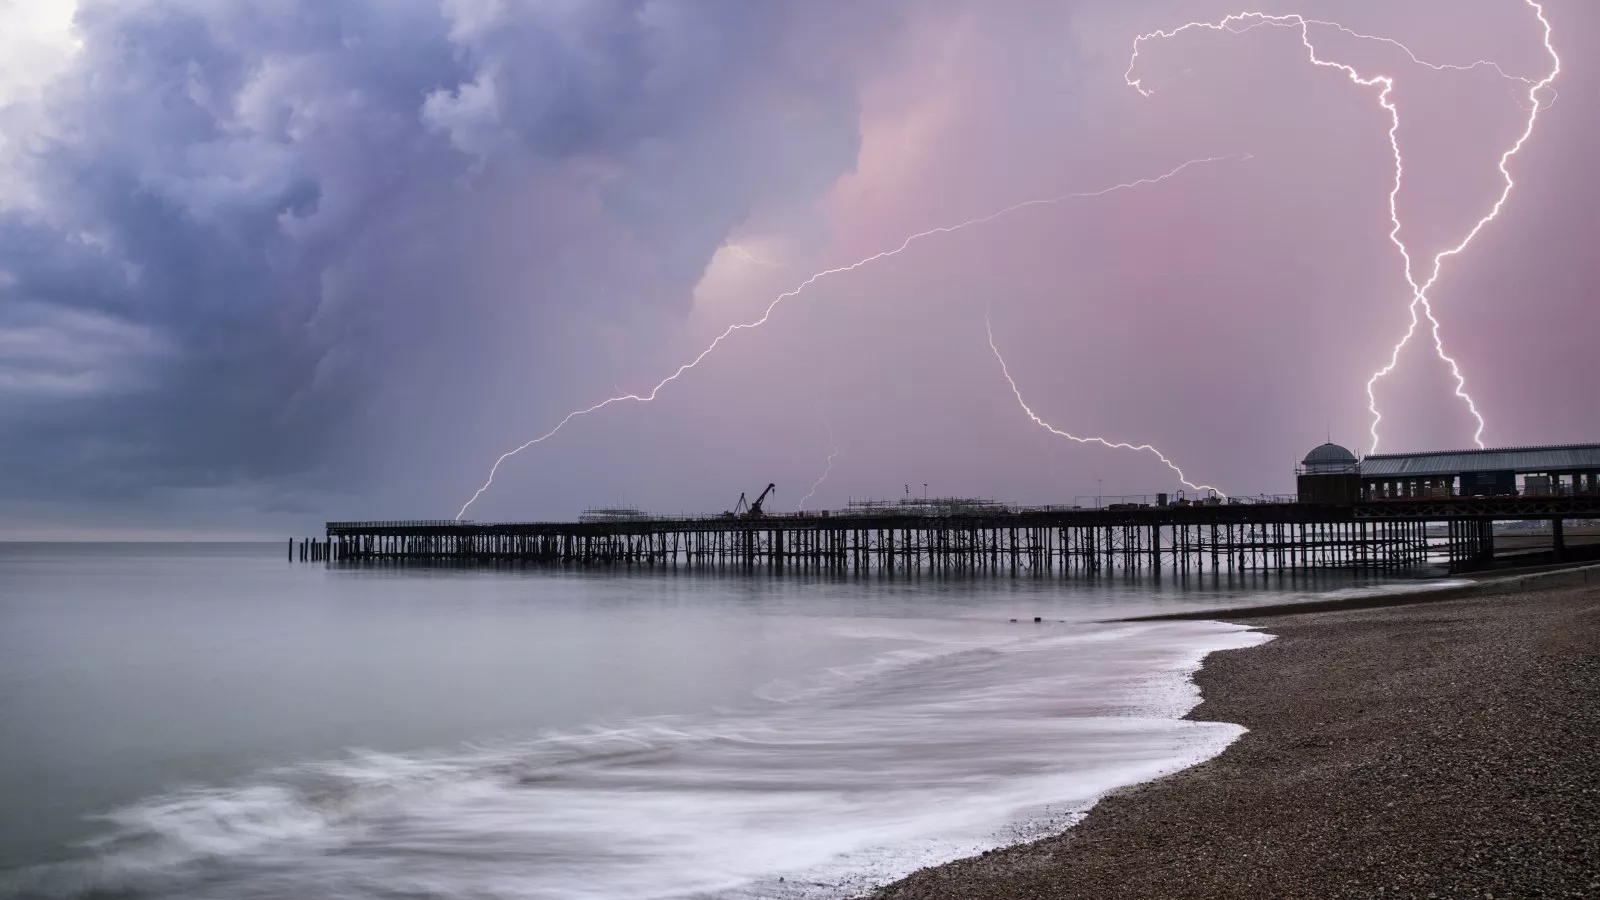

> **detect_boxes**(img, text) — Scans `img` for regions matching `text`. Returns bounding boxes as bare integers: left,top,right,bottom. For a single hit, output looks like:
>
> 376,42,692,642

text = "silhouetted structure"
294,443,1600,575
315,504,1432,575
1361,444,1600,500
1296,442,1362,505
1361,443,1600,564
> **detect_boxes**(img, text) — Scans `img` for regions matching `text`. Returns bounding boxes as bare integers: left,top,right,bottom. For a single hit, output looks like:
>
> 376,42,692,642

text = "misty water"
0,543,1424,899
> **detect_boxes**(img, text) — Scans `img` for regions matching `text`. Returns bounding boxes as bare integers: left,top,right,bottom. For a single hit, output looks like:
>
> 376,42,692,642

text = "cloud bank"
1,0,1594,533
0,0,902,529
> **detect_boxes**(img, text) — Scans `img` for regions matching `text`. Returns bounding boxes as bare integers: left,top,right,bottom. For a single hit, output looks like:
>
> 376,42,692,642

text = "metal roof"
1303,442,1357,464
1361,443,1600,478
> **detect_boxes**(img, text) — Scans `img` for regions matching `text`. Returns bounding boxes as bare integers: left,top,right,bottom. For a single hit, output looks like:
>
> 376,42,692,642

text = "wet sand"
869,581,1600,899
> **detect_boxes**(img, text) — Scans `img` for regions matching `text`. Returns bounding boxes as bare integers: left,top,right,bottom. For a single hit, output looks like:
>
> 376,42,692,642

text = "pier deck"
293,496,1600,574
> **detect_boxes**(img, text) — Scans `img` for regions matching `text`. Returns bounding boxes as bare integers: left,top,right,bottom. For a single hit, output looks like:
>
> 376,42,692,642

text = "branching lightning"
1129,2,1559,453
1365,3,1559,452
985,308,1222,497
457,153,1250,520
797,417,839,511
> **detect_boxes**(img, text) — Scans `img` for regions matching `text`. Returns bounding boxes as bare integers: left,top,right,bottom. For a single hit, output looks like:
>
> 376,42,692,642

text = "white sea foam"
3,617,1267,900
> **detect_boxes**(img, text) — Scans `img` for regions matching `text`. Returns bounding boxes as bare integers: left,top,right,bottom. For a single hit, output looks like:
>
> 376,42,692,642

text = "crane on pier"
724,483,776,519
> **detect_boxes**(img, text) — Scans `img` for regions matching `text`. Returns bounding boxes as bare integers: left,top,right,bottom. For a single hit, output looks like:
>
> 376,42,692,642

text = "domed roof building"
1302,442,1359,475
1297,441,1362,504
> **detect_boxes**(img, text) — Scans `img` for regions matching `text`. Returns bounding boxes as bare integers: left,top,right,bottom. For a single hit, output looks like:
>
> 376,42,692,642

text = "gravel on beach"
869,584,1600,899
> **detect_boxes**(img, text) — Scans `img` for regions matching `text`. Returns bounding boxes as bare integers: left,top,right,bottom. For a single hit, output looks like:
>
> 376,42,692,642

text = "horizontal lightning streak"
456,153,1250,520
1200,17,1541,86
1125,14,1539,100
985,308,1222,497
1129,3,1558,454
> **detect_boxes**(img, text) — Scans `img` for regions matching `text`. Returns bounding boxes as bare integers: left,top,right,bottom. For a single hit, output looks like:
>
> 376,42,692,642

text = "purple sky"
0,0,1594,537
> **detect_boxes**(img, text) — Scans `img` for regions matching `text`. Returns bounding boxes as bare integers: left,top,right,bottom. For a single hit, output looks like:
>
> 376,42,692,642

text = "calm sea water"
0,543,1413,899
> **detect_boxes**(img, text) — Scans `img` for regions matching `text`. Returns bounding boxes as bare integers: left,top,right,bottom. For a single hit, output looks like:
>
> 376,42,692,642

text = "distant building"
1293,441,1600,505
578,507,651,523
1301,442,1359,475
1297,442,1362,503
1360,444,1600,500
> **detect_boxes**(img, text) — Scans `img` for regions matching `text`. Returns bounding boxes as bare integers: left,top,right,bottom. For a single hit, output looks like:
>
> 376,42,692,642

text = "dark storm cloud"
5,0,1594,533
0,0,892,522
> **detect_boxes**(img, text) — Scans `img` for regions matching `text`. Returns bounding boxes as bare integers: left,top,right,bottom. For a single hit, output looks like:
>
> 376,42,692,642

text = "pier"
295,442,1600,575
312,505,1406,574
298,495,1598,575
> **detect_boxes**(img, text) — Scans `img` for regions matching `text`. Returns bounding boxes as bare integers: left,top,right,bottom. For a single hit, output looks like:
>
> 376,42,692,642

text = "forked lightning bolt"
457,153,1250,519
1365,2,1558,451
985,308,1222,497
798,418,839,512
1129,2,1559,452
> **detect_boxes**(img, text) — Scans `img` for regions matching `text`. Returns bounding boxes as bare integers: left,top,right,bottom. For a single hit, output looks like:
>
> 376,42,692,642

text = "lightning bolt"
1156,16,1545,89
1365,3,1558,452
797,417,839,512
1129,2,1559,453
985,308,1222,497
457,153,1251,520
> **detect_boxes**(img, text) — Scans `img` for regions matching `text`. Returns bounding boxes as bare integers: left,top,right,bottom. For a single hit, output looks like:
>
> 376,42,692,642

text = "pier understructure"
301,495,1600,575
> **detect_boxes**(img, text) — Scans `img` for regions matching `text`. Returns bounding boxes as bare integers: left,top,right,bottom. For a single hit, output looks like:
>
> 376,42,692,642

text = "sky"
0,0,1595,538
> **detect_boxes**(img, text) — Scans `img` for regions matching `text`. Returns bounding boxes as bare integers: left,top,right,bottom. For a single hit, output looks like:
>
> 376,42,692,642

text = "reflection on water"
0,543,1405,898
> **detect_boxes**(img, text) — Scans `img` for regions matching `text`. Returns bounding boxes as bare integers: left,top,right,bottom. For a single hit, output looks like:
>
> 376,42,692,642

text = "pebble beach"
870,580,1600,899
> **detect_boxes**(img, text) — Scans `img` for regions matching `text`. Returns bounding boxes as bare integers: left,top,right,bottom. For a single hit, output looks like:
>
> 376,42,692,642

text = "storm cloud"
1,0,1595,534
0,0,903,530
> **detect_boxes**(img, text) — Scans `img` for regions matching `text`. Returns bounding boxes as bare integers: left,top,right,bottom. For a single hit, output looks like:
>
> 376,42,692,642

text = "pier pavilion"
1360,444,1600,501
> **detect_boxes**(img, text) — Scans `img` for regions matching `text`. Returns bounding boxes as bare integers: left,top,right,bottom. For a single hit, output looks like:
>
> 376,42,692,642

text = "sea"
0,542,1428,899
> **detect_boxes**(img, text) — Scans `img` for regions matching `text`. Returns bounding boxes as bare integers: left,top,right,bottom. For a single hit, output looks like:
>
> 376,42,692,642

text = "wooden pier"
295,495,1600,575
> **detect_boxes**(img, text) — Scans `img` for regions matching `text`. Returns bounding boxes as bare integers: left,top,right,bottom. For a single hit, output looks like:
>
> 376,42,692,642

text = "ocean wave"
3,620,1268,900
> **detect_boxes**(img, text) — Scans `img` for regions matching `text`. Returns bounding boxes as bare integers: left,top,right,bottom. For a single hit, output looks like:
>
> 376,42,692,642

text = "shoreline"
1119,561,1600,621
867,571,1600,898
